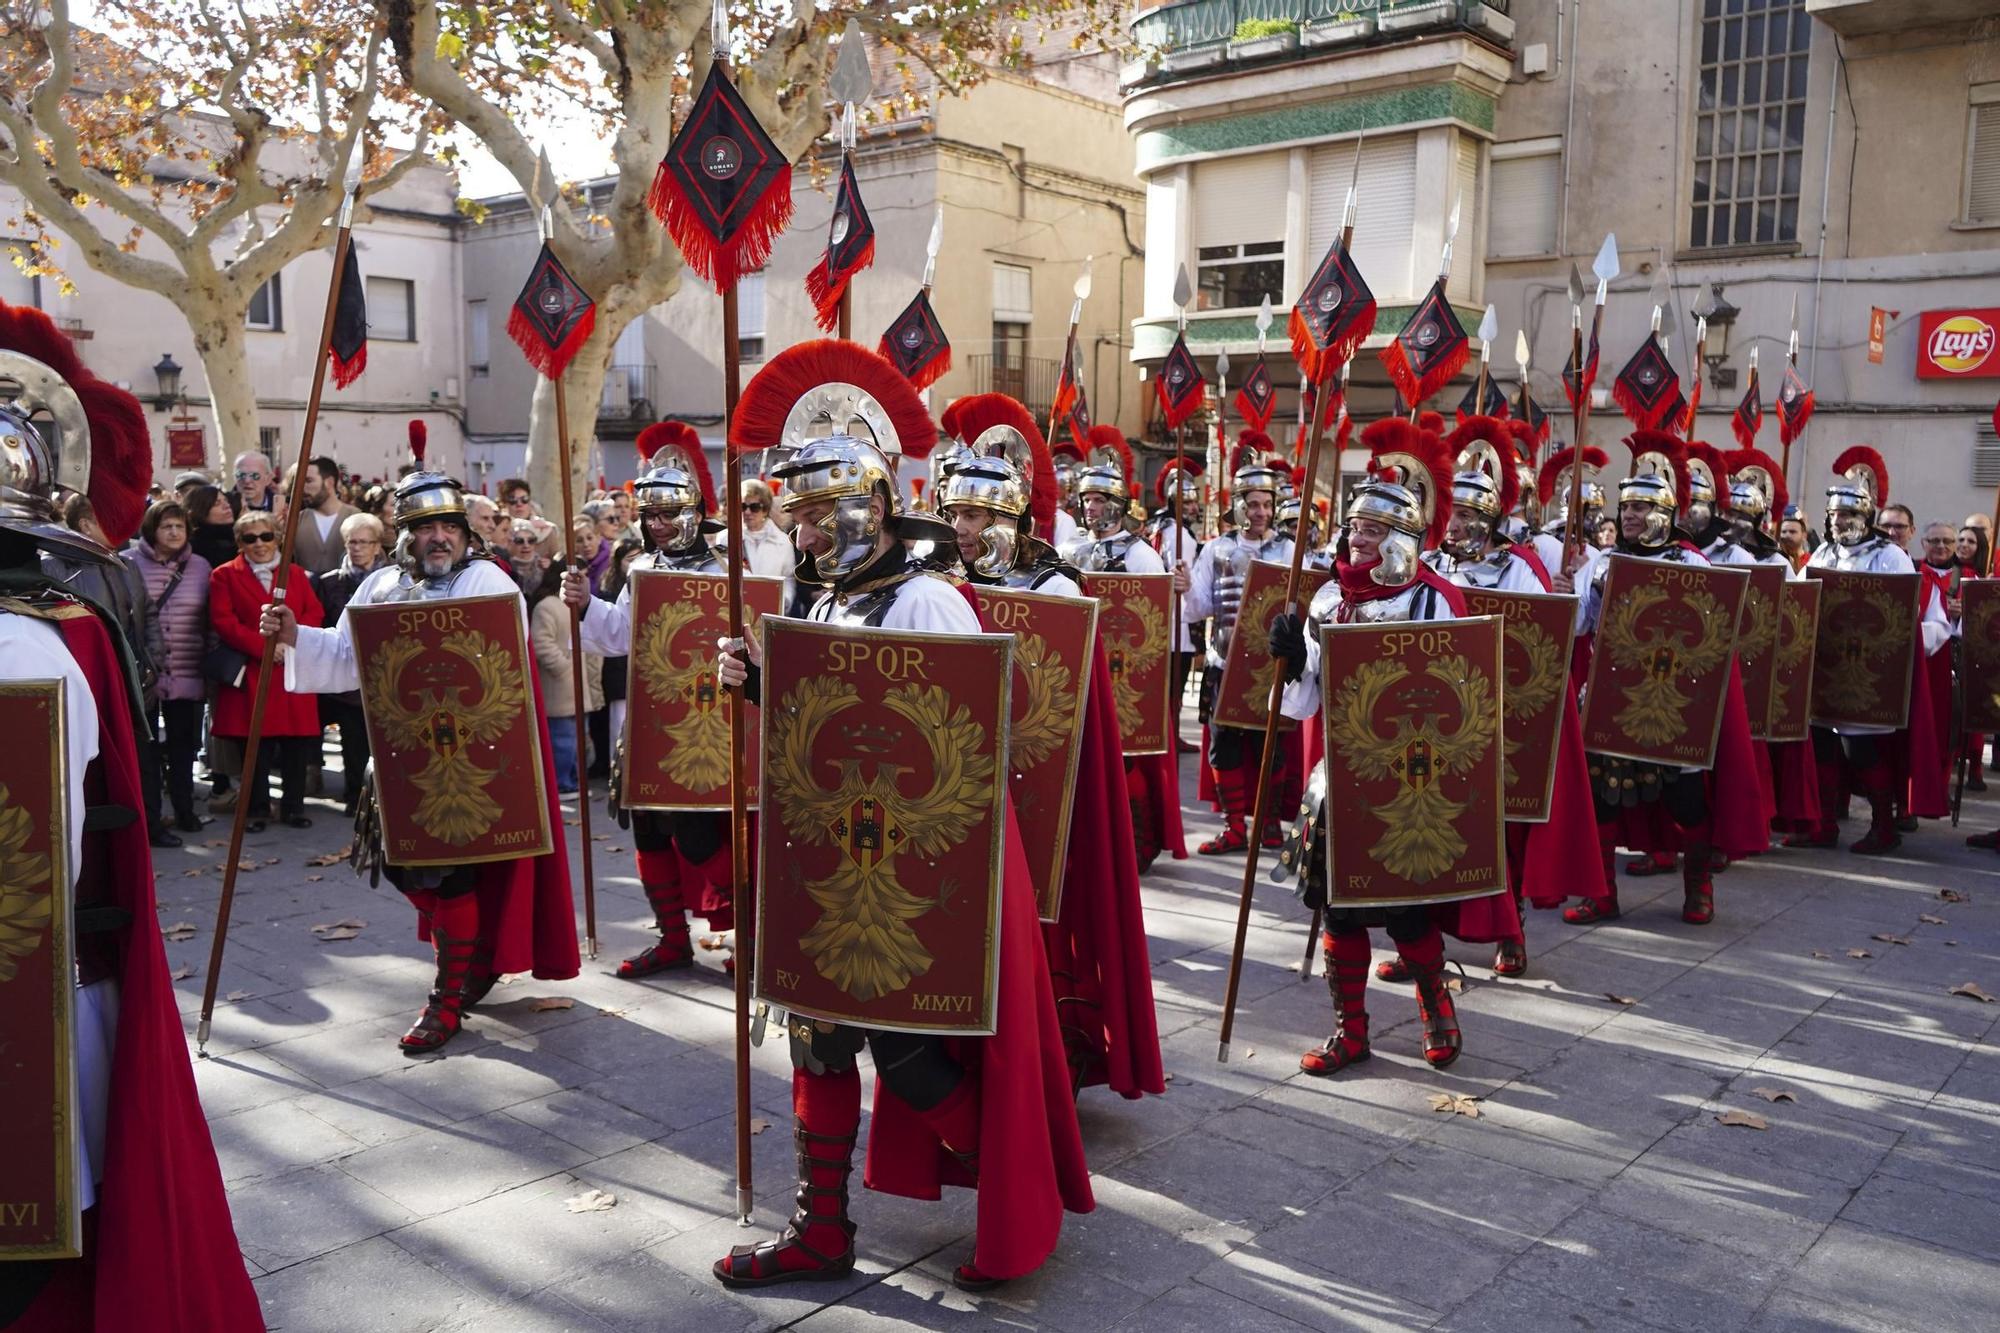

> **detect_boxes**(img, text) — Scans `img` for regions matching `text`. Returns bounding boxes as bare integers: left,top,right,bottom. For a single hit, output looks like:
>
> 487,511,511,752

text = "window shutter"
1448,135,1482,302
992,263,1033,323
1194,153,1286,250
1970,104,2000,224
465,299,489,367
1490,150,1561,257
1975,422,2000,487
738,272,767,335
365,276,411,341
1307,136,1417,302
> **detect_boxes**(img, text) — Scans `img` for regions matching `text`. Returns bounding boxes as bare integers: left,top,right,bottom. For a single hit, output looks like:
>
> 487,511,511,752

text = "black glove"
1268,612,1308,685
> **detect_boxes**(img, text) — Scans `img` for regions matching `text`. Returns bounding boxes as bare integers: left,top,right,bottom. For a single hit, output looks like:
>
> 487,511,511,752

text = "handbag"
202,642,248,688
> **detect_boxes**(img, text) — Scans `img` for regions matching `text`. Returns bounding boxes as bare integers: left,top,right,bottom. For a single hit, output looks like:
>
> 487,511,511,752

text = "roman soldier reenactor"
711,341,1091,1292
264,439,579,1053
560,421,740,978
937,393,1166,1099
1802,448,1950,853
1178,432,1294,853
1559,432,1766,925
1535,443,1608,576
0,302,263,1330
1049,432,1087,556
1072,437,1190,872
1147,449,1203,727
1414,415,1605,974
1264,417,1513,1074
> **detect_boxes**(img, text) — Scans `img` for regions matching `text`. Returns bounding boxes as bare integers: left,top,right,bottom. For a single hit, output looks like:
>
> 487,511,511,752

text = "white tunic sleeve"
285,561,527,695
878,574,984,635
1182,538,1220,623
578,583,633,658
1119,540,1166,575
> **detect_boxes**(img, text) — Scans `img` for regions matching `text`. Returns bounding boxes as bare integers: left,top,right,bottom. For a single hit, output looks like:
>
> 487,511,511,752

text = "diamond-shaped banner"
649,63,794,292
1377,280,1469,409
507,243,597,380
805,155,876,333
1235,356,1276,431
879,288,951,390
1156,333,1206,430
1289,241,1377,384
1775,365,1815,445
1612,335,1682,431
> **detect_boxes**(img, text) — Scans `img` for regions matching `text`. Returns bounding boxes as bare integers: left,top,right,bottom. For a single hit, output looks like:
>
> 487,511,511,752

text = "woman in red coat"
209,511,324,830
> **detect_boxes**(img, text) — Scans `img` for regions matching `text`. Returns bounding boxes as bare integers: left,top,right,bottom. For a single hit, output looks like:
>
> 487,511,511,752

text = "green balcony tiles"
1135,82,1494,172
1130,300,1481,360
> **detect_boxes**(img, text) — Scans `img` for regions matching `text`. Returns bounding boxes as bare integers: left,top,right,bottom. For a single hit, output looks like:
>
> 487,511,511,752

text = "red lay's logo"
1918,309,2000,379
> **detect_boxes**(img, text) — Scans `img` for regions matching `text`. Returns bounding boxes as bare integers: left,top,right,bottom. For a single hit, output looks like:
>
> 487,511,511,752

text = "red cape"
1895,633,1951,819
16,610,265,1332
1127,750,1188,860
1519,691,1611,909
1768,738,1821,825
1042,644,1166,1099
862,808,1095,1279
412,667,579,979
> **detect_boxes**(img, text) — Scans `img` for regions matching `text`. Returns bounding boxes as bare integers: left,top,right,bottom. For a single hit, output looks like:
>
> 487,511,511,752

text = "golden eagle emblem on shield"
1601,586,1733,747
634,600,730,794
767,676,996,1002
1101,595,1166,739
361,630,526,845
1327,655,1496,883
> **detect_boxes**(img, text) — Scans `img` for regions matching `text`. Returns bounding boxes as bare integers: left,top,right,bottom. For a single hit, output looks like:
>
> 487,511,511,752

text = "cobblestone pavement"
167,742,2000,1332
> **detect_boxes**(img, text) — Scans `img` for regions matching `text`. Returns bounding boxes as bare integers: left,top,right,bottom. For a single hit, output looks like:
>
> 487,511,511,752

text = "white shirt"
810,567,982,634
1152,520,1200,651
1051,509,1079,552
284,559,528,695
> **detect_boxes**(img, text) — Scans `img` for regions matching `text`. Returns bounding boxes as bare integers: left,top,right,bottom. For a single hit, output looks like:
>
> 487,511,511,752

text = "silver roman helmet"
735,341,953,580
1074,425,1136,538
631,421,723,553
0,347,92,547
1724,446,1784,549
1229,430,1287,529
1442,418,1515,560
1681,442,1726,537
1351,418,1449,587
1618,430,1684,550
937,393,1049,577
1823,446,1886,549
392,421,470,531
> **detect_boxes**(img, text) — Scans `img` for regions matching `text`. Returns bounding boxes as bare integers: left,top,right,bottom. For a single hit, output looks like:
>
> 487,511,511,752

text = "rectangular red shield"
1081,572,1174,756
1210,560,1333,732
0,680,80,1260
975,587,1099,922
1734,564,1789,742
1580,555,1749,768
1320,617,1507,908
1768,578,1823,742
753,619,1012,1035
348,593,554,867
1806,567,1920,731
1458,588,1580,823
1959,579,2000,732
621,571,783,811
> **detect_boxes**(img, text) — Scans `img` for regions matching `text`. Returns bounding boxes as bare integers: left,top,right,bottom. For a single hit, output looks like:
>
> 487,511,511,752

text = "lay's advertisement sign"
1917,309,2000,379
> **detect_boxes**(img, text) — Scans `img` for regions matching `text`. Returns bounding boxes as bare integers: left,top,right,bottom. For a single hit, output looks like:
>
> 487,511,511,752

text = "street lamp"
1690,284,1741,391
151,353,183,411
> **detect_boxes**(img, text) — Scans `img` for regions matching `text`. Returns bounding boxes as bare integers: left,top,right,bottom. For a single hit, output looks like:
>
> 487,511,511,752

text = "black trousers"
153,698,205,822
322,698,371,812
247,735,312,817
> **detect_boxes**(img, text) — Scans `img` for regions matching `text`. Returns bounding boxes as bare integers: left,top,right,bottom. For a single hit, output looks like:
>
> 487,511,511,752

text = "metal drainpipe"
1805,32,1842,495
1560,0,1580,257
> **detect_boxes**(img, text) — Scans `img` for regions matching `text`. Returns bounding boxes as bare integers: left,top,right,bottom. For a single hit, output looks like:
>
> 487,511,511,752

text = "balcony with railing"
599,361,658,424
1125,0,1512,87
967,352,1061,425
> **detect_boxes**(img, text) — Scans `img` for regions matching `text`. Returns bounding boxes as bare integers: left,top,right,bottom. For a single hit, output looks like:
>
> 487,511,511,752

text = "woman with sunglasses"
208,510,324,831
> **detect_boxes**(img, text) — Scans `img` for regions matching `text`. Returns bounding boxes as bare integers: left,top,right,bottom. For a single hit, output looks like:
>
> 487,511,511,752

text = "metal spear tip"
1446,194,1463,240
1657,300,1678,340
1173,263,1193,311
1478,304,1498,344
1592,232,1621,283
1215,349,1231,379
1256,294,1273,333
1750,344,1760,370
1514,328,1531,371
1074,255,1093,302
830,18,873,106
1567,263,1586,310
926,205,943,258
1695,314,1708,346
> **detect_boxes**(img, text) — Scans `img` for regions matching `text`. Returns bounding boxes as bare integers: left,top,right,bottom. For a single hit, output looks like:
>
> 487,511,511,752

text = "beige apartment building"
1,164,468,487
1123,0,2000,525
460,45,1145,493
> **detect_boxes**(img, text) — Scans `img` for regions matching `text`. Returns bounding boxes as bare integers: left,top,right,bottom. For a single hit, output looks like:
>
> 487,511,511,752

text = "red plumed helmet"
408,419,428,467
1086,424,1136,487
1683,440,1729,504
951,392,1058,534
1503,417,1538,466
1625,429,1690,512
1722,445,1789,518
729,338,939,463
0,300,151,546
1417,409,1446,437
1445,414,1520,516
1831,444,1889,506
1537,445,1609,509
1231,429,1276,476
1154,453,1204,503
1361,417,1454,549
636,419,702,464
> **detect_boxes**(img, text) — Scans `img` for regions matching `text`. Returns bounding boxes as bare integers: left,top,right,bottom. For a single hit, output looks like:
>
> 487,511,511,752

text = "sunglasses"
507,495,532,506
744,503,767,513
511,536,536,545
240,532,276,546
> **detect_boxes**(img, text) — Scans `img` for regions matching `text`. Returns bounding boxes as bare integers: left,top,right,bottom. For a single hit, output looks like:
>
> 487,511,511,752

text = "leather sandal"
1197,826,1248,855
1493,939,1528,977
1562,897,1620,925
1299,1033,1370,1076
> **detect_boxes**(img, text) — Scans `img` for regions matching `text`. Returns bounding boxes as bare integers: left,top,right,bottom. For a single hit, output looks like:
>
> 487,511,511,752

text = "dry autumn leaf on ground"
1919,914,1947,926
1716,1110,1768,1130
1950,982,1997,1004
163,921,198,941
1429,1093,1481,1118
305,851,345,867
1750,1087,1798,1103
530,996,575,1012
170,965,196,981
1871,933,1912,946
1604,993,1637,1006
564,1189,617,1213
1846,948,1873,960
1940,889,1970,903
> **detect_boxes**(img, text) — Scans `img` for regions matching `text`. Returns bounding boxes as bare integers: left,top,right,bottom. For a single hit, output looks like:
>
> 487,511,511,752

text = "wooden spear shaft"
722,283,754,1224
1565,320,1590,568
553,378,599,961
1216,370,1337,1061
198,224,354,1052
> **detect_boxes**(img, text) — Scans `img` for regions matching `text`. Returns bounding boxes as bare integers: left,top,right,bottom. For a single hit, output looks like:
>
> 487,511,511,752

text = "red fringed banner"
1776,365,1815,446
880,288,951,390
650,64,795,293
804,155,875,333
1290,241,1377,386
1377,280,1469,410
508,243,598,381
329,252,368,389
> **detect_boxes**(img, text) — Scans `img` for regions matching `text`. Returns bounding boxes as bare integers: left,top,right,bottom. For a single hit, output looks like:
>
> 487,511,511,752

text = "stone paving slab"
148,740,2000,1331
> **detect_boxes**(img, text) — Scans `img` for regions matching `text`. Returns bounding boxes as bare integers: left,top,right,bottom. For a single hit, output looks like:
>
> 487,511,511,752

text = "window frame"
1486,138,1562,261
466,298,490,378
737,270,767,362
1686,0,1812,253
246,275,283,331
1193,240,1284,314
1962,84,2000,229
366,276,417,343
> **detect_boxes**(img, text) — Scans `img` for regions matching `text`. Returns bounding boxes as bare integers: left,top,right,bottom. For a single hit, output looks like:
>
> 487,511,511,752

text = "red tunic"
12,608,264,1333
208,557,324,738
